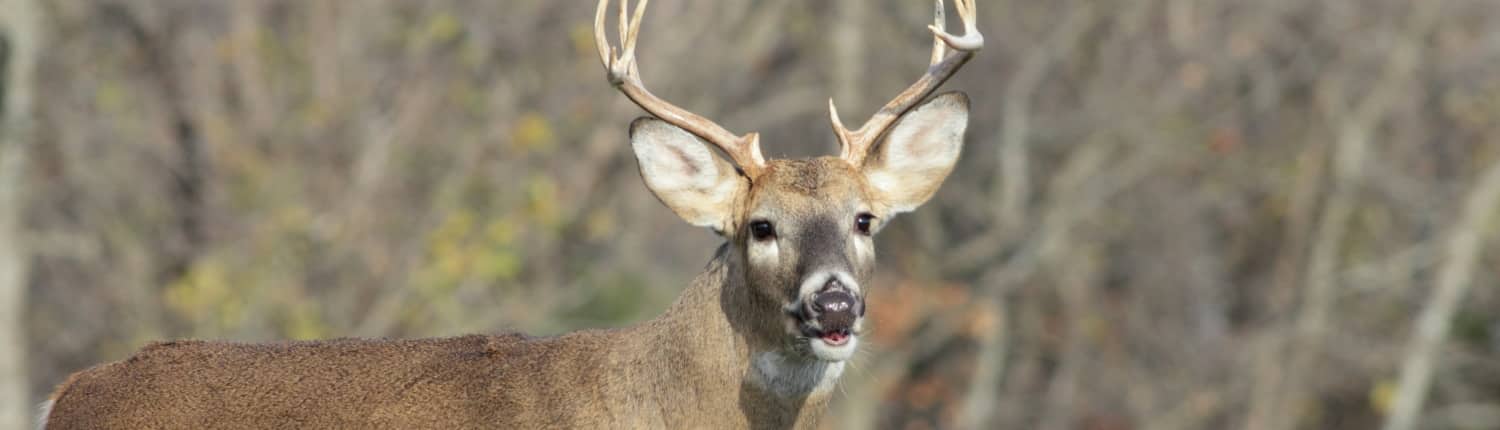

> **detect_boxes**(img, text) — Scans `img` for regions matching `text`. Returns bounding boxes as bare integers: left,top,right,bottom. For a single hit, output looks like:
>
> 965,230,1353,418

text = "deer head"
596,0,981,364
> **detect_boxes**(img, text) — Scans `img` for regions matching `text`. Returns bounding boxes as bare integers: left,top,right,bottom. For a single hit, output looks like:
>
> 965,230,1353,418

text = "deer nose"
815,290,855,314
807,280,863,331
813,279,863,313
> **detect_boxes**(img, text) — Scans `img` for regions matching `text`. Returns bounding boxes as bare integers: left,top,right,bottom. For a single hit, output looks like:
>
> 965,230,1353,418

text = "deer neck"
623,243,841,426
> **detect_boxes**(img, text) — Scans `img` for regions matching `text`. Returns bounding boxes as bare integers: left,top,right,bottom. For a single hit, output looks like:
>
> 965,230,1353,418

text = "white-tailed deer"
41,1,980,428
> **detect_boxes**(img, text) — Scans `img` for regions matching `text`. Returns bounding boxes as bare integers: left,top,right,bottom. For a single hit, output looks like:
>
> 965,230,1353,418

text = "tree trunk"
0,0,41,427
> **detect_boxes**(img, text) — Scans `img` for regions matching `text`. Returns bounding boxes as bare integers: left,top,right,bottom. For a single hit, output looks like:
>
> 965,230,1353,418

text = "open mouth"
801,325,853,346
797,320,859,361
800,323,859,361
798,325,858,349
820,329,851,346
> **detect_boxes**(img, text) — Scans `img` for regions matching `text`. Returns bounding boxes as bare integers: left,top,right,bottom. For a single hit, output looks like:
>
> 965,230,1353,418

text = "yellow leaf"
511,113,556,154
283,303,328,341
421,12,463,46
476,249,521,283
163,260,244,330
485,217,518,245
527,176,561,227
1370,379,1398,415
570,24,595,58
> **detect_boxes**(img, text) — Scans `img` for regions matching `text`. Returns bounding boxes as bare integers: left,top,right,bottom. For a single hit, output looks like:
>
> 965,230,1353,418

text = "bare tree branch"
1251,1,1443,426
1382,151,1500,430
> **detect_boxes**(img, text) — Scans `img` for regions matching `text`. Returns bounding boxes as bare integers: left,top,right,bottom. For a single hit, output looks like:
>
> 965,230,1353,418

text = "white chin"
809,335,858,361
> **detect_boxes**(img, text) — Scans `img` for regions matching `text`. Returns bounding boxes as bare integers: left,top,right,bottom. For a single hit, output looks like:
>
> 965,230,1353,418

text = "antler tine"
932,0,983,51
595,0,767,178
931,0,946,65
830,0,983,166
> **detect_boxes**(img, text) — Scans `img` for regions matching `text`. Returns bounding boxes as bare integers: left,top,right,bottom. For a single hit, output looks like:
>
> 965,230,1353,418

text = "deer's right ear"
630,118,748,231
859,92,968,215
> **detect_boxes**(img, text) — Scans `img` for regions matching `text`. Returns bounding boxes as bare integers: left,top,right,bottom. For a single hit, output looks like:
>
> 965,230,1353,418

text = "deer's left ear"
860,92,969,214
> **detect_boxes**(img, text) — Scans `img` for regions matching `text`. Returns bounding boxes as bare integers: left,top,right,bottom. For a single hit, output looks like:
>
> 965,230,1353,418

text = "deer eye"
855,213,875,235
749,220,776,241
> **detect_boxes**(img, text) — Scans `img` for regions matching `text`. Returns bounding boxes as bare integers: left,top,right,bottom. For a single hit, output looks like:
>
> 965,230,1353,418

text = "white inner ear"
863,93,969,214
631,119,745,230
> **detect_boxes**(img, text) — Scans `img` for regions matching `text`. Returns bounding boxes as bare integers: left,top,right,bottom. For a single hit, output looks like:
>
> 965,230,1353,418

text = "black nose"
807,280,862,331
815,289,856,314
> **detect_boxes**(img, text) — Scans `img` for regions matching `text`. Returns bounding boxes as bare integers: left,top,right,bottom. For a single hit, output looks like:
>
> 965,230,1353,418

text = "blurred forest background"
2,0,1500,429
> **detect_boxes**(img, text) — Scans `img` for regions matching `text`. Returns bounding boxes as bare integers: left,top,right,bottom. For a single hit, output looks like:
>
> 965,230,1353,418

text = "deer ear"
860,92,968,214
630,118,747,231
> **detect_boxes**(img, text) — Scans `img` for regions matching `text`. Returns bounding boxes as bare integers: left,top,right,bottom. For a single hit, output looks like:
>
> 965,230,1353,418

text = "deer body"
43,0,981,428
45,249,839,429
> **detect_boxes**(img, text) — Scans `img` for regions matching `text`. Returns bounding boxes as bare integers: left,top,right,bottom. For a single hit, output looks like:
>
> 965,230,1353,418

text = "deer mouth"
796,322,854,344
788,304,862,360
801,323,859,361
817,328,852,346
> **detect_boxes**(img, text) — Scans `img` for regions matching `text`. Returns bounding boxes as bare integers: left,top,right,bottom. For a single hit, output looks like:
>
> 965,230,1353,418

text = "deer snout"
806,280,863,333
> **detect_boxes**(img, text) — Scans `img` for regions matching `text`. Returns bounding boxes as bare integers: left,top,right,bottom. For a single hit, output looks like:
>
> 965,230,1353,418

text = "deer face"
741,157,875,362
629,93,969,362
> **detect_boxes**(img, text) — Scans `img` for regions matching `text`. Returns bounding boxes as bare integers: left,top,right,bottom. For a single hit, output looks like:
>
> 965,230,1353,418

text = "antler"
829,0,983,166
595,0,767,178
